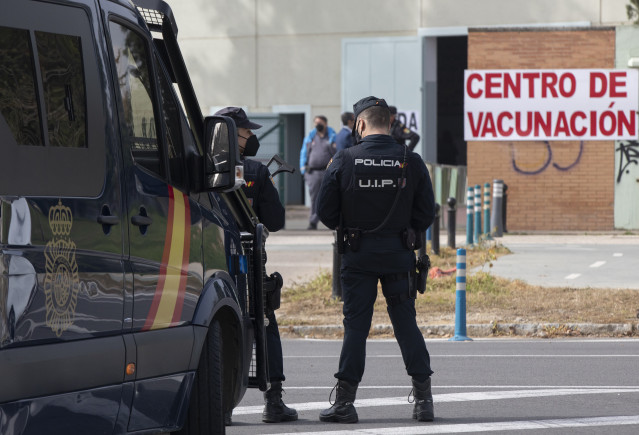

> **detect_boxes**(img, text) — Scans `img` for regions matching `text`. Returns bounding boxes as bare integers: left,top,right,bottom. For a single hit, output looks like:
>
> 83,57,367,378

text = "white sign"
396,110,420,132
464,69,639,141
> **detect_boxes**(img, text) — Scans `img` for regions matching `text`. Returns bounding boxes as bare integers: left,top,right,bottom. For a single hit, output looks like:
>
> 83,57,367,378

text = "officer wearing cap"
316,97,435,424
389,106,420,151
215,107,297,424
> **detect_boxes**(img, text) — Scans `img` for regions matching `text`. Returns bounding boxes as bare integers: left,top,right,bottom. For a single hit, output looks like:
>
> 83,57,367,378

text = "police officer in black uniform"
316,97,435,423
215,107,297,424
389,105,420,151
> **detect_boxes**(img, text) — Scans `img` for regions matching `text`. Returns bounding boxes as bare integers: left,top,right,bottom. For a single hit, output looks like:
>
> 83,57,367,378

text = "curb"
281,322,639,339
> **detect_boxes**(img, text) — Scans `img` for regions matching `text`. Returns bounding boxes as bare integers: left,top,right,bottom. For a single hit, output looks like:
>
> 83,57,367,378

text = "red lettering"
570,111,587,136
559,73,576,97
590,111,597,135
609,71,627,98
467,112,484,136
533,112,552,136
485,73,501,98
618,110,636,136
541,72,558,98
523,72,540,98
467,73,483,98
599,111,616,136
554,111,570,136
481,112,497,137
590,72,607,97
503,73,520,98
497,112,513,136
515,112,533,136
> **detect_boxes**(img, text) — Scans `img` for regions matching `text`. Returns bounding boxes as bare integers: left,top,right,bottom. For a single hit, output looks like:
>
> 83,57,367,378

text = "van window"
0,26,43,146
0,4,105,198
109,21,164,178
155,55,186,188
35,31,87,148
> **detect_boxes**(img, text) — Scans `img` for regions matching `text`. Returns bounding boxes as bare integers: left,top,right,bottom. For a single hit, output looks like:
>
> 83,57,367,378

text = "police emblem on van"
44,200,79,336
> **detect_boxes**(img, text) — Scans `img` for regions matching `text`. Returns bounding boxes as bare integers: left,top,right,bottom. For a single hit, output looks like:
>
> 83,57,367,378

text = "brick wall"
467,28,616,231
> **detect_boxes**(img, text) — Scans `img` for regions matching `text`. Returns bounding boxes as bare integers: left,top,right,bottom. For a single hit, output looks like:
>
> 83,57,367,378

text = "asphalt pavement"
228,338,639,435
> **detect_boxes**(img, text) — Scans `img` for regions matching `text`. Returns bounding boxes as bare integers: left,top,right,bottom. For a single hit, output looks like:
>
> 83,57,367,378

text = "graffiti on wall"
616,140,639,183
509,141,584,175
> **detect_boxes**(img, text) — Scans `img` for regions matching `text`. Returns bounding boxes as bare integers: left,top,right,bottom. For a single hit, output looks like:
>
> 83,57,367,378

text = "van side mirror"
203,115,244,191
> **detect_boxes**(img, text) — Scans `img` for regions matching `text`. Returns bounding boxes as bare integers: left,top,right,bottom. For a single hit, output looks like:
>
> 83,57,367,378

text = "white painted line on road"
283,385,639,390
589,261,606,268
232,388,639,415
275,415,639,434
565,273,581,279
613,253,623,257
285,354,639,359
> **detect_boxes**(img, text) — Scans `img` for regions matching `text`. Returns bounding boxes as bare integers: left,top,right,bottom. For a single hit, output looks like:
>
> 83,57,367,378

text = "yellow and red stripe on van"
142,186,191,330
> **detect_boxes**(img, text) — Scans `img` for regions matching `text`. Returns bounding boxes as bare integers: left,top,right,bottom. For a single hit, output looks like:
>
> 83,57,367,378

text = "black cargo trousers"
335,235,433,384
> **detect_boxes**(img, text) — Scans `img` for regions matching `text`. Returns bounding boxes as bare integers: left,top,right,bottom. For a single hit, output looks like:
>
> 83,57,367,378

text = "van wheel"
174,320,225,435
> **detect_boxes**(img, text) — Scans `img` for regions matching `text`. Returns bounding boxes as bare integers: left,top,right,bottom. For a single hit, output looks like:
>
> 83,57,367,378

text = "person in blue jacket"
215,107,297,424
300,115,336,229
335,112,355,152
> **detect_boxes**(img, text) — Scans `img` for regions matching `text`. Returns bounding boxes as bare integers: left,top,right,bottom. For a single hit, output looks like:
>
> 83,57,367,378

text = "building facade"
165,0,638,230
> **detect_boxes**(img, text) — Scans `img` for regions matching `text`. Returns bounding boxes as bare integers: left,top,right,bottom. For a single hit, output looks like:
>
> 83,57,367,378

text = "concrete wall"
164,0,632,127
467,28,616,231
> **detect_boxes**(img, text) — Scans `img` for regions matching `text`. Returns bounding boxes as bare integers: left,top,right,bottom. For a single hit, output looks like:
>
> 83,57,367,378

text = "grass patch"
277,240,638,333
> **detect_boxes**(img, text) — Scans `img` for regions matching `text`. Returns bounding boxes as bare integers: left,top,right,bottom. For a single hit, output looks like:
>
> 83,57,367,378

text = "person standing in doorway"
300,115,336,230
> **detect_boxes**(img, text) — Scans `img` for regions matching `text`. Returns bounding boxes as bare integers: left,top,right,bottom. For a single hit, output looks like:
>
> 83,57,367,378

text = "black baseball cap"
214,107,262,129
353,96,388,119
351,96,389,137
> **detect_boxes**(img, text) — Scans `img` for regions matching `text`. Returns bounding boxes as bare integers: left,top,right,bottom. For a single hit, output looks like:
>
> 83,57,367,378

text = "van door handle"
97,215,119,226
131,215,153,227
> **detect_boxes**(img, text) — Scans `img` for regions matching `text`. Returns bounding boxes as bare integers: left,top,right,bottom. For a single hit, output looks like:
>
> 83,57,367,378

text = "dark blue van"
0,1,271,433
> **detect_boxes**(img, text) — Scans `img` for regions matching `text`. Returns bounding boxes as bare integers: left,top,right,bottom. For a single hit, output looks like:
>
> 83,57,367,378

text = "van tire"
175,319,225,435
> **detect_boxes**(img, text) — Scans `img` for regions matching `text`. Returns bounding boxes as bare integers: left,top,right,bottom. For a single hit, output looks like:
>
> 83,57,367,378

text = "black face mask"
243,135,260,157
352,121,363,144
315,124,325,133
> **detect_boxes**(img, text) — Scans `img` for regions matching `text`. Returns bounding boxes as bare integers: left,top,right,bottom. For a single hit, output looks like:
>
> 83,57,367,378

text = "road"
483,235,639,289
228,338,639,435
266,229,639,290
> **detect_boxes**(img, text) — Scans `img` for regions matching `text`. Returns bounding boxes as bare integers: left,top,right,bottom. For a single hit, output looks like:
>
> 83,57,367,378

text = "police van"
0,0,273,433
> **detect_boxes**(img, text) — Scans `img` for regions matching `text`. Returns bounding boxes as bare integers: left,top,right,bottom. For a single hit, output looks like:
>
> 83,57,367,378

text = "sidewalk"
269,206,639,338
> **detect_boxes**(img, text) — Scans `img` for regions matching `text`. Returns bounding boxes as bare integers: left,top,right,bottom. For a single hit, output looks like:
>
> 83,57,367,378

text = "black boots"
262,381,298,423
411,377,435,421
319,379,359,423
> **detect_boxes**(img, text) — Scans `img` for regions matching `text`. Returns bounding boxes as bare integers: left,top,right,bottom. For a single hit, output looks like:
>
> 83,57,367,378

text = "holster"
263,272,283,314
347,228,362,252
414,254,431,294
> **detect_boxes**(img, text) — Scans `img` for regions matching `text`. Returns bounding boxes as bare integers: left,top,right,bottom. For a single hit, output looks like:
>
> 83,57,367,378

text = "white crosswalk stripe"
274,415,639,434
232,387,639,415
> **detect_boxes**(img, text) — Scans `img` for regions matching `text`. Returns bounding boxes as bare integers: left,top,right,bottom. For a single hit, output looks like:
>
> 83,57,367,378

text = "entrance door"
247,113,305,206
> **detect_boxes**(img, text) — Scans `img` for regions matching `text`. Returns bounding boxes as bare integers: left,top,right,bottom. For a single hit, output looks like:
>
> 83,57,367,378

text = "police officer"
215,107,297,424
316,97,435,423
389,105,420,151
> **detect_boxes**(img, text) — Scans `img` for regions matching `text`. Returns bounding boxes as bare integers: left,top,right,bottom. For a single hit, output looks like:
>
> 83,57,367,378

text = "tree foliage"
627,0,639,24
